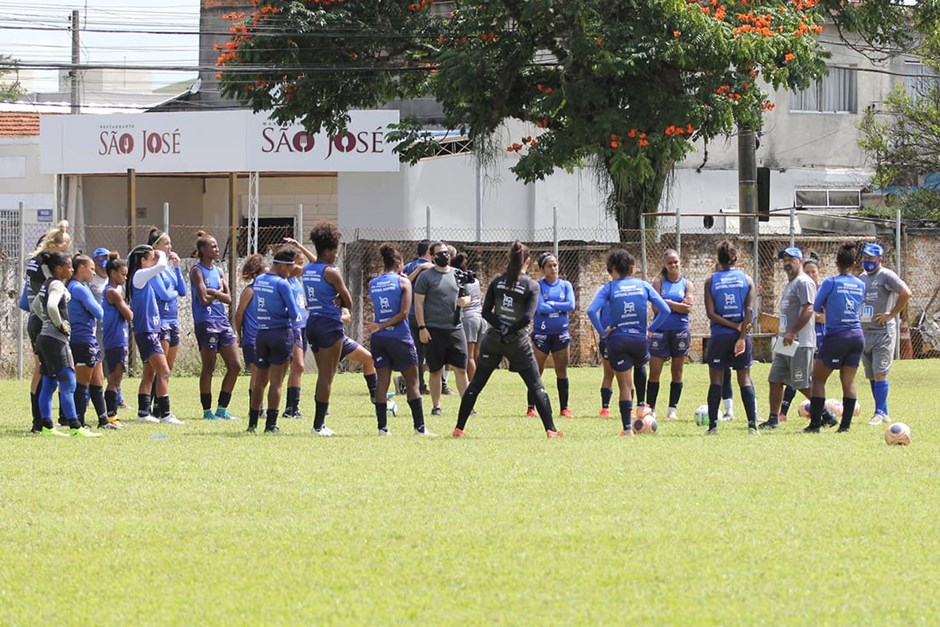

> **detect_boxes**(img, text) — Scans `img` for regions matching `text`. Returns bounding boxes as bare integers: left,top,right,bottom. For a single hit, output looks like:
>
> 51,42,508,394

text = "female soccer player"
646,249,693,421
234,254,266,413
365,244,430,436
102,254,133,423
527,252,576,418
281,238,315,418
128,244,180,424
587,249,671,436
703,241,759,435
148,229,187,411
303,222,353,436
31,252,99,437
453,252,484,382
191,230,241,420
806,242,866,433
248,247,303,433
591,284,615,418
67,254,111,429
453,241,563,438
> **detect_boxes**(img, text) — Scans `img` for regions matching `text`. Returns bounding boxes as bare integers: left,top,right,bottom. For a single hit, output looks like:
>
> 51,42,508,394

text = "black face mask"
434,252,450,267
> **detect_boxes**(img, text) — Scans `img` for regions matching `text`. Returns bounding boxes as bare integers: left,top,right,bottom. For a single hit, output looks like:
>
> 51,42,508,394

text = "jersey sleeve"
173,267,187,297
587,283,610,335
814,278,833,313
647,283,672,332
279,279,302,322
77,283,104,320
553,281,576,312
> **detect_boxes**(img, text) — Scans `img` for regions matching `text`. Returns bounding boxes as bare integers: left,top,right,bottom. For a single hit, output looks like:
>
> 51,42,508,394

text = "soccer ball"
797,399,812,419
824,398,843,417
853,399,861,416
635,405,652,418
884,422,912,446
633,414,658,434
388,400,398,417
693,404,709,426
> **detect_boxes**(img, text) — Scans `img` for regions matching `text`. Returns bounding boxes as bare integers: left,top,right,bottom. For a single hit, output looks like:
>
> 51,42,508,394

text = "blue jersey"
253,272,302,330
709,269,751,337
240,282,259,346
155,266,186,324
533,278,575,334
67,280,103,345
102,284,129,349
130,277,162,336
587,277,671,338
288,276,308,329
815,274,865,334
302,262,342,321
191,262,227,325
369,272,411,339
658,276,690,331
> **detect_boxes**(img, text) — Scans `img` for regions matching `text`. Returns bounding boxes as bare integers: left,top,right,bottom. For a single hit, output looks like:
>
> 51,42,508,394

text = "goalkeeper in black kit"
452,241,563,438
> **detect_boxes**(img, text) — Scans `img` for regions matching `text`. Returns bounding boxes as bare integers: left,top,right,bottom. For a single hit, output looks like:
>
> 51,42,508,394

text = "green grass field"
1,360,937,625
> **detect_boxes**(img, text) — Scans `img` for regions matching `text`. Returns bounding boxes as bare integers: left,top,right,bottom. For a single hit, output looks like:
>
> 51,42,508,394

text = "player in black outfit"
453,241,563,438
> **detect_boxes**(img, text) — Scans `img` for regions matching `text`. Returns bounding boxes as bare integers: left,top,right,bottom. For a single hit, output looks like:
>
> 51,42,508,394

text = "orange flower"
638,139,650,147
627,128,637,138
784,52,795,62
611,141,620,148
596,37,605,44
673,30,681,38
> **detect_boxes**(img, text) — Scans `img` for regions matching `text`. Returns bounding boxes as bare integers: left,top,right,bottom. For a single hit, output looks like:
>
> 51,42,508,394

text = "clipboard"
772,336,799,357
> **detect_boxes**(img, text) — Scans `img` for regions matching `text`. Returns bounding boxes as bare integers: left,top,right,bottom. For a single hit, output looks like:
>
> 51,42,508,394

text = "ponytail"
505,240,529,286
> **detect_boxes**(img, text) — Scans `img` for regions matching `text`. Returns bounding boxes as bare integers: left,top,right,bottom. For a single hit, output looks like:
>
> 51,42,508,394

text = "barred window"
904,60,939,104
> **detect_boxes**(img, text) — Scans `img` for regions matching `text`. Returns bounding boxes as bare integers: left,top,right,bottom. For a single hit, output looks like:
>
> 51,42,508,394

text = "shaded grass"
0,361,937,624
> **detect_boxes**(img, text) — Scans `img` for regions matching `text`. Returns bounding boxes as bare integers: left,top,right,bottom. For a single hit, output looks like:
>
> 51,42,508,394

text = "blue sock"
872,380,889,415
740,385,758,426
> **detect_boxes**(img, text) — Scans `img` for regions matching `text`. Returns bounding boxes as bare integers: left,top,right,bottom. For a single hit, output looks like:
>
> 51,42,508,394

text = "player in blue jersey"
147,228,187,416
281,238,315,419
587,249,671,436
247,247,304,433
365,244,431,436
646,249,694,421
67,254,110,430
235,254,266,417
303,222,354,436
806,242,867,433
191,230,241,420
703,241,759,435
526,252,577,418
101,254,133,424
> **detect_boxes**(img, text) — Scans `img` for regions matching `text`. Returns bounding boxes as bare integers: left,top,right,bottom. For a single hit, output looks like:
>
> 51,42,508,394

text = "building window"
789,67,857,113
904,60,938,103
795,189,861,210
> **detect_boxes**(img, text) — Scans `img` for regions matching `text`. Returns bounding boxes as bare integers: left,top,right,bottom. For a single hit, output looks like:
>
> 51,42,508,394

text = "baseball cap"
92,247,110,258
777,247,803,260
862,243,884,257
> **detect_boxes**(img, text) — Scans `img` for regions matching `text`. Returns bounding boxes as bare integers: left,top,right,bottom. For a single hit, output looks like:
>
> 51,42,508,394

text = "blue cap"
777,247,803,260
862,243,884,257
92,247,110,258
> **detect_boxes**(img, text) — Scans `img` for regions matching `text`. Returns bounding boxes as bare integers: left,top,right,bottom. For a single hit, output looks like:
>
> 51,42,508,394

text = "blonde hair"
31,220,71,256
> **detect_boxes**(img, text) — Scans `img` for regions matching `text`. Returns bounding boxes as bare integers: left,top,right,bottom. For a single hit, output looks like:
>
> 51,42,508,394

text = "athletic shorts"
37,335,74,376
256,327,293,369
306,316,345,353
371,333,419,372
649,328,691,360
104,345,128,375
135,332,164,363
423,326,468,372
291,327,308,352
194,320,237,352
70,340,102,368
768,346,814,389
341,335,360,359
817,328,864,370
605,334,650,372
862,327,896,378
478,329,537,373
461,315,487,344
706,333,753,371
159,322,181,348
531,331,571,354
28,314,42,354
598,338,609,361
242,343,257,370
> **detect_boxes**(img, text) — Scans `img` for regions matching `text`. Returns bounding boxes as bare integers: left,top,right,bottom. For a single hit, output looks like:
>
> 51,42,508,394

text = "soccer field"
1,360,936,624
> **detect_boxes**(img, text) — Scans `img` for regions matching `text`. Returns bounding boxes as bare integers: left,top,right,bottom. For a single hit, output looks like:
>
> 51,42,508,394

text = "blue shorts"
242,343,257,370
816,328,864,370
341,335,360,359
370,333,418,372
256,327,293,369
706,333,753,371
306,316,345,353
104,345,128,375
606,334,650,372
291,327,308,352
159,322,181,348
649,328,691,360
598,338,609,361
70,340,101,368
135,332,164,363
195,320,237,352
531,331,571,354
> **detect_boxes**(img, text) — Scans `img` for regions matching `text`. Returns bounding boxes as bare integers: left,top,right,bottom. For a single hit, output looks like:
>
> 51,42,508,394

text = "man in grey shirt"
761,248,817,430
414,242,470,415
859,242,912,425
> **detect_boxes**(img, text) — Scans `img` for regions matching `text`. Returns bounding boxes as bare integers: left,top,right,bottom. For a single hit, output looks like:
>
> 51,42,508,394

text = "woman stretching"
147,228,187,415
527,252,576,418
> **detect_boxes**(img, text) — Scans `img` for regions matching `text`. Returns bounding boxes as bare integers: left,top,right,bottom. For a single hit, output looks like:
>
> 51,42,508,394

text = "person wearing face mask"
413,241,471,417
858,243,912,426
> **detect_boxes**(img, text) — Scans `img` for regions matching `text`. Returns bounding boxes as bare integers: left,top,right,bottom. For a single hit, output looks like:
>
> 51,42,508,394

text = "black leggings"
456,361,555,432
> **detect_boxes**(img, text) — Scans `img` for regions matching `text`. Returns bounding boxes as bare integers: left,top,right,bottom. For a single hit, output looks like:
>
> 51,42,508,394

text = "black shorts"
478,329,537,373
28,314,42,354
70,341,102,368
159,322,181,348
423,326,468,372
37,335,74,376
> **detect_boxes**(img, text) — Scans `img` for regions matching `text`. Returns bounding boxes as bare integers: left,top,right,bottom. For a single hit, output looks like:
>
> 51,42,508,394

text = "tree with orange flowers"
219,0,912,233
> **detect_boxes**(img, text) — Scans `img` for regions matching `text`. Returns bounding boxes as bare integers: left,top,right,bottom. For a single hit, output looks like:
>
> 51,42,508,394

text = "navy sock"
600,387,612,409
633,366,647,405
619,400,633,431
809,396,825,429
375,402,388,431
647,381,660,411
89,385,107,423
138,394,151,417
668,382,683,408
248,409,260,430
781,386,797,415
707,383,722,429
200,393,212,412
265,408,279,430
740,385,758,426
314,400,329,430
105,390,118,417
408,397,425,431
841,397,857,430
74,384,89,425
217,391,232,410
557,378,569,410
365,373,378,400
286,387,300,413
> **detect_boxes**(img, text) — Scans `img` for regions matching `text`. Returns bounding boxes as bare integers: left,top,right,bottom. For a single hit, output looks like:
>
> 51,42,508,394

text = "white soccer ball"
824,398,843,417
693,404,709,426
388,400,398,417
797,399,812,419
884,422,912,446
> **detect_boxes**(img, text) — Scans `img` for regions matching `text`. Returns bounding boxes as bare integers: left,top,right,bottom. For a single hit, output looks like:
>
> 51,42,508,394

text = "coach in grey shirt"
859,242,911,425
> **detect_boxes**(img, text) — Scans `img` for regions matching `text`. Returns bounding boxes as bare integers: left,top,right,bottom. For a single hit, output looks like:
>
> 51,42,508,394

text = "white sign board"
40,109,400,174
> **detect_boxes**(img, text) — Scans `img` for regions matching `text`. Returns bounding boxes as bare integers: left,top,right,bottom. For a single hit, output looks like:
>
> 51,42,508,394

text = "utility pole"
738,126,757,235
70,9,80,113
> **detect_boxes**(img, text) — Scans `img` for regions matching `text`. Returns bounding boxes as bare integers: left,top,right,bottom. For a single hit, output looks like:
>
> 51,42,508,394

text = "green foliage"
859,188,940,222
0,54,24,102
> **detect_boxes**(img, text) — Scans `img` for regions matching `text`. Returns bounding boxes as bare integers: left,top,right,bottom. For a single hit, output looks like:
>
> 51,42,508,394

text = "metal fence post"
789,205,796,249
640,213,648,280
552,206,559,259
296,203,304,242
163,201,170,237
17,201,24,381
426,205,431,241
675,206,681,258
895,206,902,277
753,214,760,324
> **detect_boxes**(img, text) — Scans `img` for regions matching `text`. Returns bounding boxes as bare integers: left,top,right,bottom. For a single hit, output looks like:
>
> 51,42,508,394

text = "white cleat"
414,428,437,437
666,407,678,421
159,414,185,425
137,414,160,424
867,413,889,426
312,426,336,436
378,428,390,436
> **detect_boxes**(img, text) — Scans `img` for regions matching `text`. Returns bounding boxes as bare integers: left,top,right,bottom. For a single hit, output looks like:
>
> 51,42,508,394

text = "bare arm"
365,278,411,335
283,238,316,263
215,273,233,306
233,285,253,344
323,266,352,310
106,287,134,321
190,265,212,306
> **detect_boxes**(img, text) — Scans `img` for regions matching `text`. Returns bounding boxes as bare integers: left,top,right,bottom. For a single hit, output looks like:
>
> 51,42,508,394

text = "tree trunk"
606,155,674,239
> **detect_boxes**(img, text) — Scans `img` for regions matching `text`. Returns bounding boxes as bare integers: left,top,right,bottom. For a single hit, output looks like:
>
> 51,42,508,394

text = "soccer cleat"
263,426,282,434
431,406,443,417
108,418,124,429
704,427,719,436
414,428,437,437
98,421,120,430
160,414,184,425
560,408,574,418
802,425,821,434
618,428,633,437
203,410,218,420
779,413,788,422
867,413,889,426
525,407,537,417
758,420,778,430
246,426,257,433
312,426,336,436
35,427,70,437
395,375,407,396
749,425,760,436
441,385,457,396
666,408,678,421
215,408,239,420
378,428,390,436
822,415,838,429
451,428,465,438
546,430,564,438
71,426,103,438
720,412,734,422
599,408,611,418
836,426,851,433
137,414,160,424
